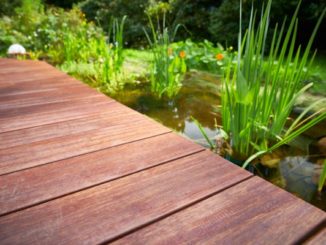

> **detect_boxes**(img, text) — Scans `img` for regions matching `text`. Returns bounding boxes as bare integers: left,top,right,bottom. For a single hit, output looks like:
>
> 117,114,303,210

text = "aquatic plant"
220,0,326,166
107,16,127,77
144,14,186,98
318,160,326,192
171,39,231,73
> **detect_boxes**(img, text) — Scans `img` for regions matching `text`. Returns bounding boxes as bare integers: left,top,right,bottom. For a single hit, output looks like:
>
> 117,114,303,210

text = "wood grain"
0,151,251,244
113,176,326,245
0,59,50,69
0,62,52,74
0,103,169,175
0,58,323,245
304,227,326,245
0,109,129,149
0,84,103,110
0,69,66,83
0,133,202,215
0,95,114,133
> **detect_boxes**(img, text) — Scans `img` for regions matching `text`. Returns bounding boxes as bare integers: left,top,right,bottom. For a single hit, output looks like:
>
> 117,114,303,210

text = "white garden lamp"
7,44,26,56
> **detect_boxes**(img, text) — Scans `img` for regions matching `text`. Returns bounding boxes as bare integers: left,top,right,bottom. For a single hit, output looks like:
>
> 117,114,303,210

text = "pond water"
112,71,326,210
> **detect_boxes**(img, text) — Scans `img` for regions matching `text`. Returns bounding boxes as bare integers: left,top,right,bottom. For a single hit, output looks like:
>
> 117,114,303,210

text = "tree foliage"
209,0,326,48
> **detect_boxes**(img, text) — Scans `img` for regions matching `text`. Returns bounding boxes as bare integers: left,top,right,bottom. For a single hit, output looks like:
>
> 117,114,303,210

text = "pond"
112,71,326,211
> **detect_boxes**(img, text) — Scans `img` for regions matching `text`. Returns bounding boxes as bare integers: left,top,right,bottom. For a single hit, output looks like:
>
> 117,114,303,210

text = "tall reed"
144,14,186,98
221,0,326,166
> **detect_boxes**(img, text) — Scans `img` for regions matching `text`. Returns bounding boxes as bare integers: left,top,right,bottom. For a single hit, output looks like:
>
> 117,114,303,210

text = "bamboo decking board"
0,59,325,244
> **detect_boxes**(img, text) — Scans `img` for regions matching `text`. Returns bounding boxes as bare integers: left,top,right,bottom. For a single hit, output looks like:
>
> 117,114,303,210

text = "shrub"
80,0,149,47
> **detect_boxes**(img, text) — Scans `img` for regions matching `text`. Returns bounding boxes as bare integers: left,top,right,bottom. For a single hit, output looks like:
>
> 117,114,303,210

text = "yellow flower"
179,50,186,59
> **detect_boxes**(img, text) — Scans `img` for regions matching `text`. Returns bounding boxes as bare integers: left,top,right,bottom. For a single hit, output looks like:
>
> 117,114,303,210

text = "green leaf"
318,160,326,192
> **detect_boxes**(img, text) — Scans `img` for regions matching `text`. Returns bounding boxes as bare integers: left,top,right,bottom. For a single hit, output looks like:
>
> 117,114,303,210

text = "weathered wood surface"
0,59,325,244
0,133,203,216
113,177,326,245
304,227,326,244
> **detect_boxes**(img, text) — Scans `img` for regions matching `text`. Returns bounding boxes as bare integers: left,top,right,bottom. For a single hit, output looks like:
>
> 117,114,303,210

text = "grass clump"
220,0,326,166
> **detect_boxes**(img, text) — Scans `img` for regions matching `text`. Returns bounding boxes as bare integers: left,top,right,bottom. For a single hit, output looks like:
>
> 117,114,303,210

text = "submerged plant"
144,14,186,98
220,0,326,166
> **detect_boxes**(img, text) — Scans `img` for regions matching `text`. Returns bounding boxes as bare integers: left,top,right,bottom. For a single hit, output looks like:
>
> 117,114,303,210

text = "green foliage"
0,0,21,16
0,2,127,93
318,160,326,192
209,0,326,49
144,14,186,98
45,0,84,9
78,0,325,51
171,39,232,73
80,0,149,47
221,0,326,163
60,16,127,92
169,0,221,41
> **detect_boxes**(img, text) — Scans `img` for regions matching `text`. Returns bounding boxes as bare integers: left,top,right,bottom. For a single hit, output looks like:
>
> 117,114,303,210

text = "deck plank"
0,59,51,70
0,59,324,244
0,133,203,216
0,69,67,83
113,176,326,245
0,85,102,109
304,227,326,245
0,109,130,149
0,95,114,133
0,103,170,175
0,62,53,74
0,151,251,244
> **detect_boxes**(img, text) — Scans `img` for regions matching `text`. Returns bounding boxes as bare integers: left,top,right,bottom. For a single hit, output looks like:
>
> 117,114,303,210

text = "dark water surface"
112,71,326,210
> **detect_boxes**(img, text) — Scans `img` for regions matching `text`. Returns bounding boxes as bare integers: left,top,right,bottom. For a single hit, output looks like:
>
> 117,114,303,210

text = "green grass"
124,49,153,64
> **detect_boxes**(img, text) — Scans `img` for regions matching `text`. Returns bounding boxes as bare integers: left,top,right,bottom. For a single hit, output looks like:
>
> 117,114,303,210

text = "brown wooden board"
0,133,203,216
0,151,251,244
0,77,90,98
0,59,50,69
0,84,102,110
113,176,326,245
0,62,53,74
0,103,170,175
0,60,63,78
0,95,114,133
0,110,129,149
304,227,326,245
0,69,67,83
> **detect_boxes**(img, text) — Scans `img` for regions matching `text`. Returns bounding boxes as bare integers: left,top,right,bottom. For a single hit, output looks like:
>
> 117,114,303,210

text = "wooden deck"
0,58,325,244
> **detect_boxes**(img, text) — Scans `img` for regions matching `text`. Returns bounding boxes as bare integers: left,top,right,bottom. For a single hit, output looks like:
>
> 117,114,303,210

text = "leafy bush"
0,0,22,17
171,39,232,73
0,0,127,92
80,0,149,47
209,0,326,49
